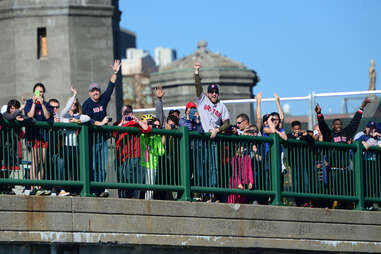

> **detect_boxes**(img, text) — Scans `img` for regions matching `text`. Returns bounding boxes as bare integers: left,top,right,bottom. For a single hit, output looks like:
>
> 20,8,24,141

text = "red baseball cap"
185,102,197,109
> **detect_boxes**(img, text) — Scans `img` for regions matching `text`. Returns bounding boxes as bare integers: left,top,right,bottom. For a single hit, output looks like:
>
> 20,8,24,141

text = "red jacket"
114,121,151,162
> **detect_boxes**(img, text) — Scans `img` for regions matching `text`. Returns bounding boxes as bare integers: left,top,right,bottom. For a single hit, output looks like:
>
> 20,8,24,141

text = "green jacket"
140,134,165,169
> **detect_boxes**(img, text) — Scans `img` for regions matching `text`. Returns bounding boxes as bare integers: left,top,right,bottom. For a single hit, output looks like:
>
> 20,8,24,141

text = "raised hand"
112,59,121,74
256,92,262,101
315,104,321,114
274,93,280,102
194,62,201,74
70,86,77,96
360,97,371,110
155,86,164,99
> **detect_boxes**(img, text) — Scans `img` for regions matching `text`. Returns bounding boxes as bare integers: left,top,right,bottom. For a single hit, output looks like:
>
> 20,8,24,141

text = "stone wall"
0,196,380,253
0,0,121,119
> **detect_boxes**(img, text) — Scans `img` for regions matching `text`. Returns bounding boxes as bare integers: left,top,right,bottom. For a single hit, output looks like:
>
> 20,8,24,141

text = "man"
315,98,371,144
47,99,67,196
236,113,250,135
315,97,371,209
194,62,230,202
287,120,314,142
82,59,121,197
286,120,314,207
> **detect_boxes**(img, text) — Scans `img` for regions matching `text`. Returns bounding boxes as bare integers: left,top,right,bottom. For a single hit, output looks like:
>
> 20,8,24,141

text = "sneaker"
51,192,57,197
99,191,109,198
43,190,52,195
30,189,37,195
24,190,31,196
36,190,44,196
58,190,70,197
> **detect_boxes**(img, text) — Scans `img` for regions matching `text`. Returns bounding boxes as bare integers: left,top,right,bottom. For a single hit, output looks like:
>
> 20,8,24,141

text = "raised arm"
255,92,262,130
274,93,284,128
60,86,77,118
343,97,371,138
194,62,203,98
315,104,331,141
110,59,121,84
154,86,165,128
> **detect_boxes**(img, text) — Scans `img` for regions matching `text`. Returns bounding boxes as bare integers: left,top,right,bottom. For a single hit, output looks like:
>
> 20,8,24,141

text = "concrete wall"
0,196,380,253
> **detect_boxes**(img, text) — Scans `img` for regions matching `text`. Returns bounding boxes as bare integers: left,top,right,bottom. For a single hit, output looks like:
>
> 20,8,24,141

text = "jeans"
52,154,65,181
117,158,144,198
90,141,108,195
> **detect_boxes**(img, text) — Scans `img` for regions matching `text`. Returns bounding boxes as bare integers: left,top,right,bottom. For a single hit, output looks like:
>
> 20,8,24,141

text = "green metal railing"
0,120,380,209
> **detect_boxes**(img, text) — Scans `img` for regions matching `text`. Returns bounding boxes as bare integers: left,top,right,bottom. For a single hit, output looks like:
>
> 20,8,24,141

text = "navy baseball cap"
367,121,376,128
207,84,219,93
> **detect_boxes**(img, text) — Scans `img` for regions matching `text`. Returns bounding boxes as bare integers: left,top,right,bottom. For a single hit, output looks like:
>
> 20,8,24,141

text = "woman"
59,86,90,195
24,83,52,195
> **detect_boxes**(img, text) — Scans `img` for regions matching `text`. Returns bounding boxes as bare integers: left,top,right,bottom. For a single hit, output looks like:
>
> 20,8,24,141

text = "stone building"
0,0,123,119
122,49,158,109
150,41,259,120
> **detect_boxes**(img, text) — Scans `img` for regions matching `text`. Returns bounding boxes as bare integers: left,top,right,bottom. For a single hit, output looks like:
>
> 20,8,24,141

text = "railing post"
79,125,91,197
354,141,365,210
270,133,282,206
179,126,191,201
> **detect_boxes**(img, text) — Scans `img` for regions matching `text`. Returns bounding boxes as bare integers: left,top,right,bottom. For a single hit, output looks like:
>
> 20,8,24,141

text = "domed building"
150,41,259,121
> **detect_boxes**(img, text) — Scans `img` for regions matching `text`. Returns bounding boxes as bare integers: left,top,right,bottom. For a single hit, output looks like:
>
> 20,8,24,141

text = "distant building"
120,28,137,59
154,47,177,67
150,40,259,120
122,49,158,108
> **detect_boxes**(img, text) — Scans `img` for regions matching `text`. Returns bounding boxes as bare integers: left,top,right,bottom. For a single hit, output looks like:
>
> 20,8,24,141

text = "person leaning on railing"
194,62,231,203
24,83,52,195
113,108,151,199
82,60,121,198
58,86,91,196
140,114,165,200
315,97,371,209
0,99,30,194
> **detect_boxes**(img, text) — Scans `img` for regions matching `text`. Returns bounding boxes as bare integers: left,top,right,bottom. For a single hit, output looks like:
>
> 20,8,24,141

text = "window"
37,27,48,59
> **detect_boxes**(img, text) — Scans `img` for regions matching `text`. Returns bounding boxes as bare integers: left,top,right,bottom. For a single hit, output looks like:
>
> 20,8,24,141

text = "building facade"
0,0,123,119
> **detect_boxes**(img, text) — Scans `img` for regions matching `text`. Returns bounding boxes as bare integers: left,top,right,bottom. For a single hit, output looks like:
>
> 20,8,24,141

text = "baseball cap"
185,102,197,109
367,121,376,128
88,83,101,92
207,84,219,93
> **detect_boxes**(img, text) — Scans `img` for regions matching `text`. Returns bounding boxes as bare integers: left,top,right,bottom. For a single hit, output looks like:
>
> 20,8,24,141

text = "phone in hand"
34,90,40,97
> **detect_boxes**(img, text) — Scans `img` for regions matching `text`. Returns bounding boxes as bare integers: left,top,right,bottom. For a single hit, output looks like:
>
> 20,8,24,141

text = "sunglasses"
208,90,219,95
51,106,60,109
152,124,161,129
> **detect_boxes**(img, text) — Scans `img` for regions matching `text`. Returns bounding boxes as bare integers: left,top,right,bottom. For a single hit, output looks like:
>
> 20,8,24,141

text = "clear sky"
119,0,381,115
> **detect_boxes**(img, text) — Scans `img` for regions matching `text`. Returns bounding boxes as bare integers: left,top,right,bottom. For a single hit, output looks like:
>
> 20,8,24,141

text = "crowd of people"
0,60,380,210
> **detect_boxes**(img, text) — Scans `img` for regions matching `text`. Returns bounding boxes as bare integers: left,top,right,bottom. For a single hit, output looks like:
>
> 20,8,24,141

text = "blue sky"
119,0,381,114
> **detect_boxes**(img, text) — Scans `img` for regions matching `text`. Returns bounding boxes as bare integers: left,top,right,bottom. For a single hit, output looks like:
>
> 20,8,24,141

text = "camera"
124,115,133,121
108,117,113,122
189,108,198,122
170,124,178,130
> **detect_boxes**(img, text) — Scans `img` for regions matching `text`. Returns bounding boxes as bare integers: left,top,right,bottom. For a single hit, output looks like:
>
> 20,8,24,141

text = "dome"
150,41,259,87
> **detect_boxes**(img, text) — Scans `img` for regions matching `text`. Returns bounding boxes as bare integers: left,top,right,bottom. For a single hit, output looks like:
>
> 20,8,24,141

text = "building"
122,49,158,108
154,47,177,68
0,0,123,119
120,28,137,59
150,40,259,120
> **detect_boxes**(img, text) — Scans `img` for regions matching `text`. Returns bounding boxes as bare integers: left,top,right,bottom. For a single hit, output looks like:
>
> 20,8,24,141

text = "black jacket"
317,110,363,144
